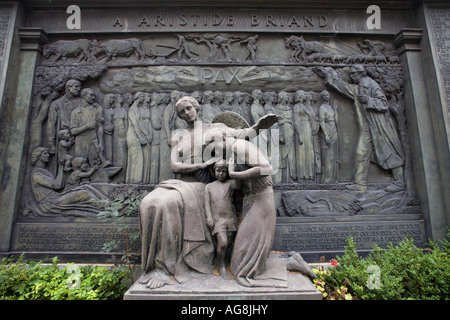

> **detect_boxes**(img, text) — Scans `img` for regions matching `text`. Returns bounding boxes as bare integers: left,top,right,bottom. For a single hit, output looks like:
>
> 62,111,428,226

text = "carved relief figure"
191,34,218,62
111,94,128,183
240,35,259,61
250,89,269,160
234,91,251,125
318,90,339,183
148,93,162,184
357,39,387,57
102,94,116,162
122,92,133,110
293,90,315,181
30,89,59,152
57,129,74,171
274,91,296,183
263,91,279,159
91,38,146,62
285,35,328,62
315,65,405,192
70,88,110,168
213,90,223,111
199,90,220,123
176,34,197,60
212,34,240,61
140,93,153,184
204,160,238,280
126,92,148,184
307,92,322,182
30,147,107,217
220,91,238,113
43,39,92,63
47,79,82,155
66,157,98,188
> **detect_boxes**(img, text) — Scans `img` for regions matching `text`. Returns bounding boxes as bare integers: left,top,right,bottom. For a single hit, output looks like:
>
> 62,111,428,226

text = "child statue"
204,159,238,280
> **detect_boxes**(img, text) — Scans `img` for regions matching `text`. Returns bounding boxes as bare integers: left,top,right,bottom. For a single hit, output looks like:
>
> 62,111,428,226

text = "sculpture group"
138,96,316,288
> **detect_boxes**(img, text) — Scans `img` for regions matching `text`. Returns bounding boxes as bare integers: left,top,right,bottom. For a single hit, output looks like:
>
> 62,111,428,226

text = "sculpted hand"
207,217,214,229
358,94,369,104
202,158,216,168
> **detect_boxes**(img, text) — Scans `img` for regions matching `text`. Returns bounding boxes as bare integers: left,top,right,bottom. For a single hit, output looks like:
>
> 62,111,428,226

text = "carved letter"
191,14,200,26
319,15,328,27
251,15,259,26
266,15,277,27
138,16,150,27
304,16,314,27
180,15,187,26
113,18,123,28
213,69,227,83
201,68,214,84
288,16,300,27
213,14,223,26
227,68,242,84
227,15,235,26
155,14,166,27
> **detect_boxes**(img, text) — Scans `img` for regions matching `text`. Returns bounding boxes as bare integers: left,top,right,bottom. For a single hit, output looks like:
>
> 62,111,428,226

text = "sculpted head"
349,65,367,84
175,96,200,122
65,79,82,97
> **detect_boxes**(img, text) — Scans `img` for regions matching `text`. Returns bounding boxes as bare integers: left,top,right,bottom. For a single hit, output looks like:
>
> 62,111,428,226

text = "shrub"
312,233,450,300
0,255,132,300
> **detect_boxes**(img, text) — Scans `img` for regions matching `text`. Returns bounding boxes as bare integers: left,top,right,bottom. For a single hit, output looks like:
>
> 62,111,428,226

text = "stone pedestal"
124,272,321,300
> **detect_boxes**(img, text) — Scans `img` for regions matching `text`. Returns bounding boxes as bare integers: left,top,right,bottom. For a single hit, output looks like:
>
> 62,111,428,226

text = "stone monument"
0,1,447,300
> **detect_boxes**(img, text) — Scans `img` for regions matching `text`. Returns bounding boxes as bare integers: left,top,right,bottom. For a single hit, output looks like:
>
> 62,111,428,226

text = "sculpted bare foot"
138,272,152,285
139,270,179,289
219,266,232,280
146,277,167,289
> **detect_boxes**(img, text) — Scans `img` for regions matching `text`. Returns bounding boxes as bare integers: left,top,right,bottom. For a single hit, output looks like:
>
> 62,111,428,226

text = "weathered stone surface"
273,216,426,253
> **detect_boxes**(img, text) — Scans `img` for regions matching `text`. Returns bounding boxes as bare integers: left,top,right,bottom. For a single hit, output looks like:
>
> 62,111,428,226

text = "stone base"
124,272,322,300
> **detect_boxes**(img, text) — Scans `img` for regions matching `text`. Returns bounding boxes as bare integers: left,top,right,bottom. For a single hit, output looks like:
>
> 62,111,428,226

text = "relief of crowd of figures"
23,33,419,218
34,86,340,185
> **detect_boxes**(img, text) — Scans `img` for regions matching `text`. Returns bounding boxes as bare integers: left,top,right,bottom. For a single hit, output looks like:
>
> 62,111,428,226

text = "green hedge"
313,234,450,300
0,255,132,300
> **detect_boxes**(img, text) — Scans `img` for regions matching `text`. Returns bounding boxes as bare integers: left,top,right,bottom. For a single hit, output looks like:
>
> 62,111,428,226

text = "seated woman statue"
138,96,279,289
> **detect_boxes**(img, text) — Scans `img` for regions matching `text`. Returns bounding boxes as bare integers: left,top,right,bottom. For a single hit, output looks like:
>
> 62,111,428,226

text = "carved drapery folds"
23,33,418,218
